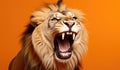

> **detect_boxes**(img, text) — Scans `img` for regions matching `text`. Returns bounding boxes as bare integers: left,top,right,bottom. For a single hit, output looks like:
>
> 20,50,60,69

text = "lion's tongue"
57,38,70,52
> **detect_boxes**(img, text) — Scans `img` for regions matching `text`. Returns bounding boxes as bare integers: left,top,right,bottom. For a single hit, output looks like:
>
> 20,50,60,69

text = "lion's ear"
30,15,44,27
30,10,48,27
30,20,38,27
30,15,41,27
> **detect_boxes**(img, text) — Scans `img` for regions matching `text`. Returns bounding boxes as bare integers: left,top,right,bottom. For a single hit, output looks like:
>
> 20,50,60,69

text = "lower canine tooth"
62,33,65,40
73,33,76,40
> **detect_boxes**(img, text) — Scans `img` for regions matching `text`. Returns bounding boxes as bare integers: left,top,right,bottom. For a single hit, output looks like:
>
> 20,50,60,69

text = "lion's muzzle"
54,31,77,60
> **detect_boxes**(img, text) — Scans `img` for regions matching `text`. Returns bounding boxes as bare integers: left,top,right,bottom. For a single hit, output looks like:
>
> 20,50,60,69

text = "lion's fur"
9,2,88,70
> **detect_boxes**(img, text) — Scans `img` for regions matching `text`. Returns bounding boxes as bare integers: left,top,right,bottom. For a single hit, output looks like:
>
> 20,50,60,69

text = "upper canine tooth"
73,33,76,40
62,33,65,40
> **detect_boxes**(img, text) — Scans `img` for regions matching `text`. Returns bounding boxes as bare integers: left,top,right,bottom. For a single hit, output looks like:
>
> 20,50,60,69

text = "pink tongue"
57,39,70,52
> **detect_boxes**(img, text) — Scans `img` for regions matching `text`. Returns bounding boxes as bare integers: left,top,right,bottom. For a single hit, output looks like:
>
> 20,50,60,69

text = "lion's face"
47,11,82,60
31,4,88,69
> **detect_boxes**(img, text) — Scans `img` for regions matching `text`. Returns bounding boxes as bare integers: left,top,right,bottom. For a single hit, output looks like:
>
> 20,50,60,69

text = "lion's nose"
64,21,75,28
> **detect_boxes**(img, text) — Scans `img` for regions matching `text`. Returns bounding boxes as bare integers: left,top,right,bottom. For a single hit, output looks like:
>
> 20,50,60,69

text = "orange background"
0,0,120,70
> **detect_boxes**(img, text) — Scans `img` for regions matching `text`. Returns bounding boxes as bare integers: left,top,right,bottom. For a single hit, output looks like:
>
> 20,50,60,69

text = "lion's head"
23,0,88,70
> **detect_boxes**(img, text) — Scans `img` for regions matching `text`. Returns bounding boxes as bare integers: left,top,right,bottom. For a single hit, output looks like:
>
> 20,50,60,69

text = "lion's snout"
63,21,75,29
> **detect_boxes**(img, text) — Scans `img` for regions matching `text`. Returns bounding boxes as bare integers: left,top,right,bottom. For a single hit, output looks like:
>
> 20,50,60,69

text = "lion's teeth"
66,32,69,35
73,33,76,40
66,32,72,35
62,33,65,40
60,52,71,56
69,32,72,35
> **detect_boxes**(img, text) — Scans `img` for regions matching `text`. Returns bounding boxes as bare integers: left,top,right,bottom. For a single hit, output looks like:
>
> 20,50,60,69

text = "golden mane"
9,1,88,70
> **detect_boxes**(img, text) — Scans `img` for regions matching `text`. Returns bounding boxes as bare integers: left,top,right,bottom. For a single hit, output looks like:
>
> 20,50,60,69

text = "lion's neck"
55,61,68,70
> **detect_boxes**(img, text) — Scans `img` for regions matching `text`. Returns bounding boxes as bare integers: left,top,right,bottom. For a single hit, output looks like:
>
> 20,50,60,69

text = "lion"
9,0,88,70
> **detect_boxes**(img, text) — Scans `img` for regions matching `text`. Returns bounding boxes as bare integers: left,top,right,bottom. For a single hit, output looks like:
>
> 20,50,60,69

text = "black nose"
64,21,75,28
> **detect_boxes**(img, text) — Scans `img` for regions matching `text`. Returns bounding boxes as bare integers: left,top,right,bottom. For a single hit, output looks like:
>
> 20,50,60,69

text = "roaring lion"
9,0,88,70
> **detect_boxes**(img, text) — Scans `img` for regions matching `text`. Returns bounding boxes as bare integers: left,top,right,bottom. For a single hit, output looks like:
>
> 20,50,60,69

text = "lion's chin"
54,31,77,60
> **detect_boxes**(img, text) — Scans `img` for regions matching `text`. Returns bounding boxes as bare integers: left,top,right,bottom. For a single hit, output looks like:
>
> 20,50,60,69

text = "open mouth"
54,31,77,59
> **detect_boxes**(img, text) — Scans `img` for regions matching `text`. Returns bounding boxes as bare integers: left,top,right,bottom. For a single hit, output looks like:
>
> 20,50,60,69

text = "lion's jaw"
32,9,87,70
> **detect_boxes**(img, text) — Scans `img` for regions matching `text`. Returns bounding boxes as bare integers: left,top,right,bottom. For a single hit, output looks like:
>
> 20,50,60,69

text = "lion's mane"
9,1,88,70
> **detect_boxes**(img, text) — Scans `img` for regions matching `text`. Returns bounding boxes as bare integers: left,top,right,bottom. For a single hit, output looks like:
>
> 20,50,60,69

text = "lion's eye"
73,16,77,20
51,18,60,21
